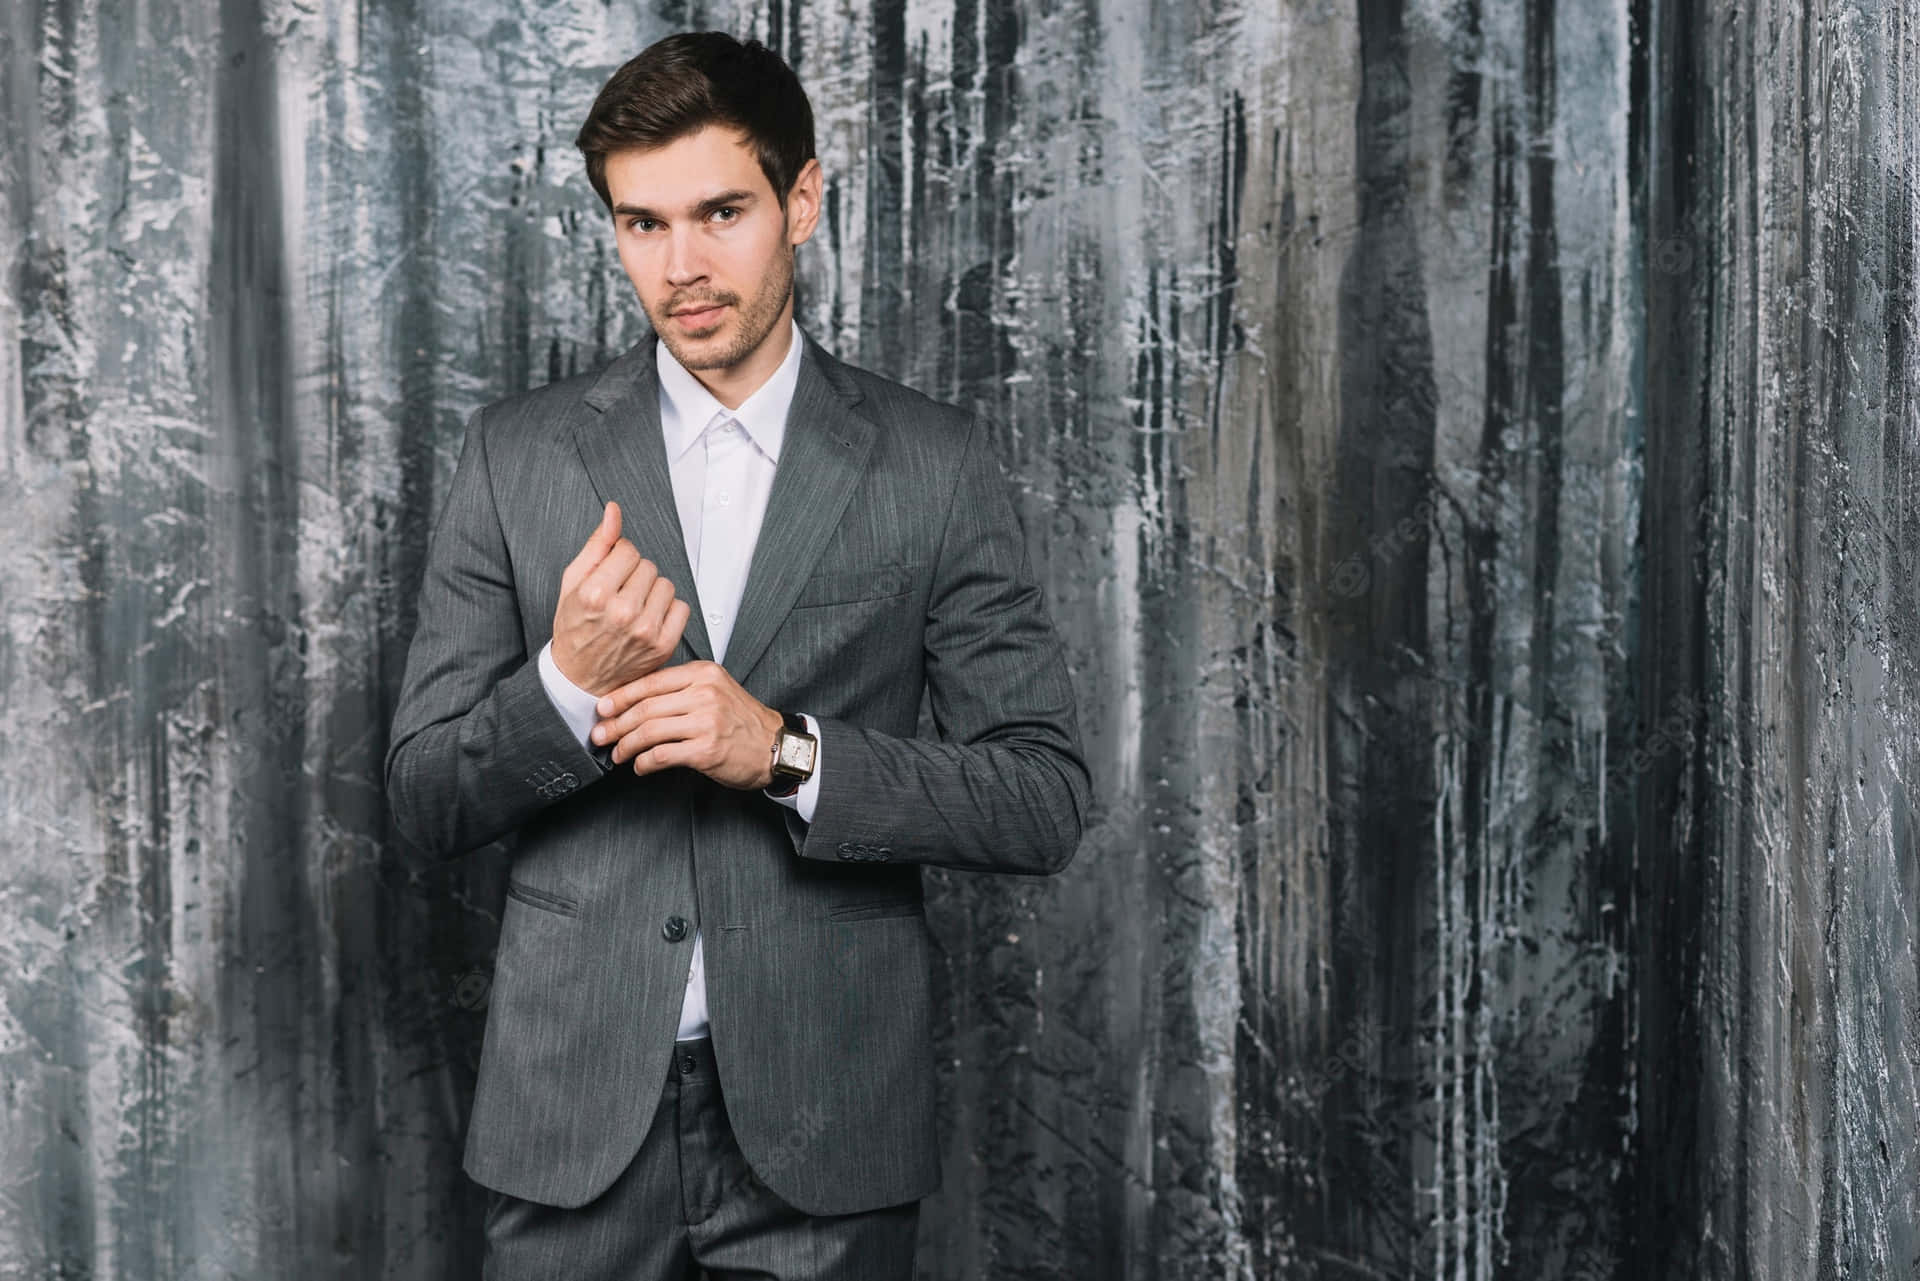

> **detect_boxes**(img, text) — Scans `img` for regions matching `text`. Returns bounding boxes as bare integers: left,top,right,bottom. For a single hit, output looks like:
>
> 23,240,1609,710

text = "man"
384,30,1091,1281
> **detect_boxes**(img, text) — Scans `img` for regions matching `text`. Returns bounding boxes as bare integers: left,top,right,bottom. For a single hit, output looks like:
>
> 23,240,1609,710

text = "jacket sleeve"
384,408,609,859
779,414,1092,875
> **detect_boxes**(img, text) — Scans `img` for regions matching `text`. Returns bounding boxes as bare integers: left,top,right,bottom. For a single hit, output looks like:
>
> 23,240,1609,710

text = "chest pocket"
790,563,921,609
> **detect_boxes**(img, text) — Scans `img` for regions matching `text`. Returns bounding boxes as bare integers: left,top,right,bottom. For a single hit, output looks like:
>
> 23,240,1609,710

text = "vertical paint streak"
862,0,908,376
1325,0,1442,1271
1633,0,1718,1272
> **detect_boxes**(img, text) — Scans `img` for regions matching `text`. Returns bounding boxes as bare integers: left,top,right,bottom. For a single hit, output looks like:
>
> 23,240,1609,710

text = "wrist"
758,705,783,788
549,639,587,691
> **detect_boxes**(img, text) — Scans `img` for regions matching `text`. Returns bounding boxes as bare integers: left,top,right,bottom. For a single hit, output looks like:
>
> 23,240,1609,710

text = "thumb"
562,501,620,592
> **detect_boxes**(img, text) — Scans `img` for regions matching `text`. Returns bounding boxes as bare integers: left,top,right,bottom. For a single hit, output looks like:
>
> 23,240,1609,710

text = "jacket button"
662,915,689,942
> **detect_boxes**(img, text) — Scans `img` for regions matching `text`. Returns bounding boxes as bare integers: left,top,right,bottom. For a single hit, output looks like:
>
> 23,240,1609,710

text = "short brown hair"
574,32,816,213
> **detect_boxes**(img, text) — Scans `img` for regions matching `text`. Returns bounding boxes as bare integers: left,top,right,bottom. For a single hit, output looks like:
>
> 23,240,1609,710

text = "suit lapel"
573,339,714,662
720,333,877,687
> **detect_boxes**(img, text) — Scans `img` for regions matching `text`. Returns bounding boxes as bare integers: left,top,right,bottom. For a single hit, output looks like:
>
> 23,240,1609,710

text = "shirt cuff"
536,640,600,749
764,712,821,824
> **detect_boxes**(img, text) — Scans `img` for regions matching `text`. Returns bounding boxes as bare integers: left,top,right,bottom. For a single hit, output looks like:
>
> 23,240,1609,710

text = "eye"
626,216,658,233
711,206,739,224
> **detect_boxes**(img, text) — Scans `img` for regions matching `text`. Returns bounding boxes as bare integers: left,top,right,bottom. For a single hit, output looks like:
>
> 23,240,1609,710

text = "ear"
784,158,824,248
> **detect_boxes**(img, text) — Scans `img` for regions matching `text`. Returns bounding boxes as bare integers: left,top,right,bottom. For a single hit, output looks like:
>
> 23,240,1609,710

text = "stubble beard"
653,242,795,374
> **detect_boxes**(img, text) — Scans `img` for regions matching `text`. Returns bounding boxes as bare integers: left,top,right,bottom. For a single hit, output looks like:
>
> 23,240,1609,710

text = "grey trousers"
480,1033,921,1280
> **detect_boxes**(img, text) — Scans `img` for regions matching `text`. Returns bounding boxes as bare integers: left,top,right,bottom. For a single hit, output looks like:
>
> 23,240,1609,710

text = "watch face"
777,734,816,773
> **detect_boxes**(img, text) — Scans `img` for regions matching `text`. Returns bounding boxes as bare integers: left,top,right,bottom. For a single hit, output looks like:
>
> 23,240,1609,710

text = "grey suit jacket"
384,328,1091,1215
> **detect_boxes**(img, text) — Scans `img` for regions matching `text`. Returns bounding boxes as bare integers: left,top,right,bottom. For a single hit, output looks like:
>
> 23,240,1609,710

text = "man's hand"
590,661,783,789
551,501,692,696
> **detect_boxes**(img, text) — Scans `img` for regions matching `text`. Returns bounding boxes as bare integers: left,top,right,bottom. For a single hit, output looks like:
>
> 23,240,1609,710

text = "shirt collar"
656,316,805,463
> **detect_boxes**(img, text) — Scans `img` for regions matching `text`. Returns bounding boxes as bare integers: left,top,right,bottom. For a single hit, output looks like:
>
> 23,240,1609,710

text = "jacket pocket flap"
827,898,924,921
505,878,581,917
791,563,920,609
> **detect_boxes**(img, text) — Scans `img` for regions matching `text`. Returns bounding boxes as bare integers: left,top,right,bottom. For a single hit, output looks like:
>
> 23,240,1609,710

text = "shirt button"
717,491,730,505
707,611,722,625
662,915,689,942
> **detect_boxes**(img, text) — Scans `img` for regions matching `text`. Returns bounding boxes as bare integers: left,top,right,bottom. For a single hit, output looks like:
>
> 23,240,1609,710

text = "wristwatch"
765,710,817,797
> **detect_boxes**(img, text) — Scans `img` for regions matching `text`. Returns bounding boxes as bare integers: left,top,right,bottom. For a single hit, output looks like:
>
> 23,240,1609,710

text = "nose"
664,229,707,287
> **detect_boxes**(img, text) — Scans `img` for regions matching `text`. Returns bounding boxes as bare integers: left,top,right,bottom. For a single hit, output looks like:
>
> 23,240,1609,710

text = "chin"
667,332,745,372
663,314,772,372
651,314,713,354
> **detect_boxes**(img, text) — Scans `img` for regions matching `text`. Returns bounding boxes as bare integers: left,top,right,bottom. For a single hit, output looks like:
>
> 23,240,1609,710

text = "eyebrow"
611,189,757,221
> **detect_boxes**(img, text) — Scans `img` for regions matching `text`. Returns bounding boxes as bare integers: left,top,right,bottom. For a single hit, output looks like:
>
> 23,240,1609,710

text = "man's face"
603,125,821,377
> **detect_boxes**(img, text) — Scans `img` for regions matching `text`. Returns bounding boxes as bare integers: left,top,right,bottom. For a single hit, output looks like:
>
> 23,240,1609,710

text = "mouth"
671,302,728,329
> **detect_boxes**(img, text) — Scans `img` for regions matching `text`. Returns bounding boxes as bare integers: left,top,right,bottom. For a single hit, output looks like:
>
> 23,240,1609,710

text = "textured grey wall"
2,0,1916,1278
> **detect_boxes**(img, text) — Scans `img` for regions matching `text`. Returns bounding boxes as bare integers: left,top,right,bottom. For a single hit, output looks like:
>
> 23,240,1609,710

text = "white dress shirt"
536,315,820,1042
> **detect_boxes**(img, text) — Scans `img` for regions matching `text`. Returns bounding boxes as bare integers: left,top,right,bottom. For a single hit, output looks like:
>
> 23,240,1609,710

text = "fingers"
596,656,702,719
661,597,691,654
611,712,705,766
608,549,662,618
592,687,701,748
560,502,621,596
574,539,644,612
634,572,678,637
629,740,694,777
